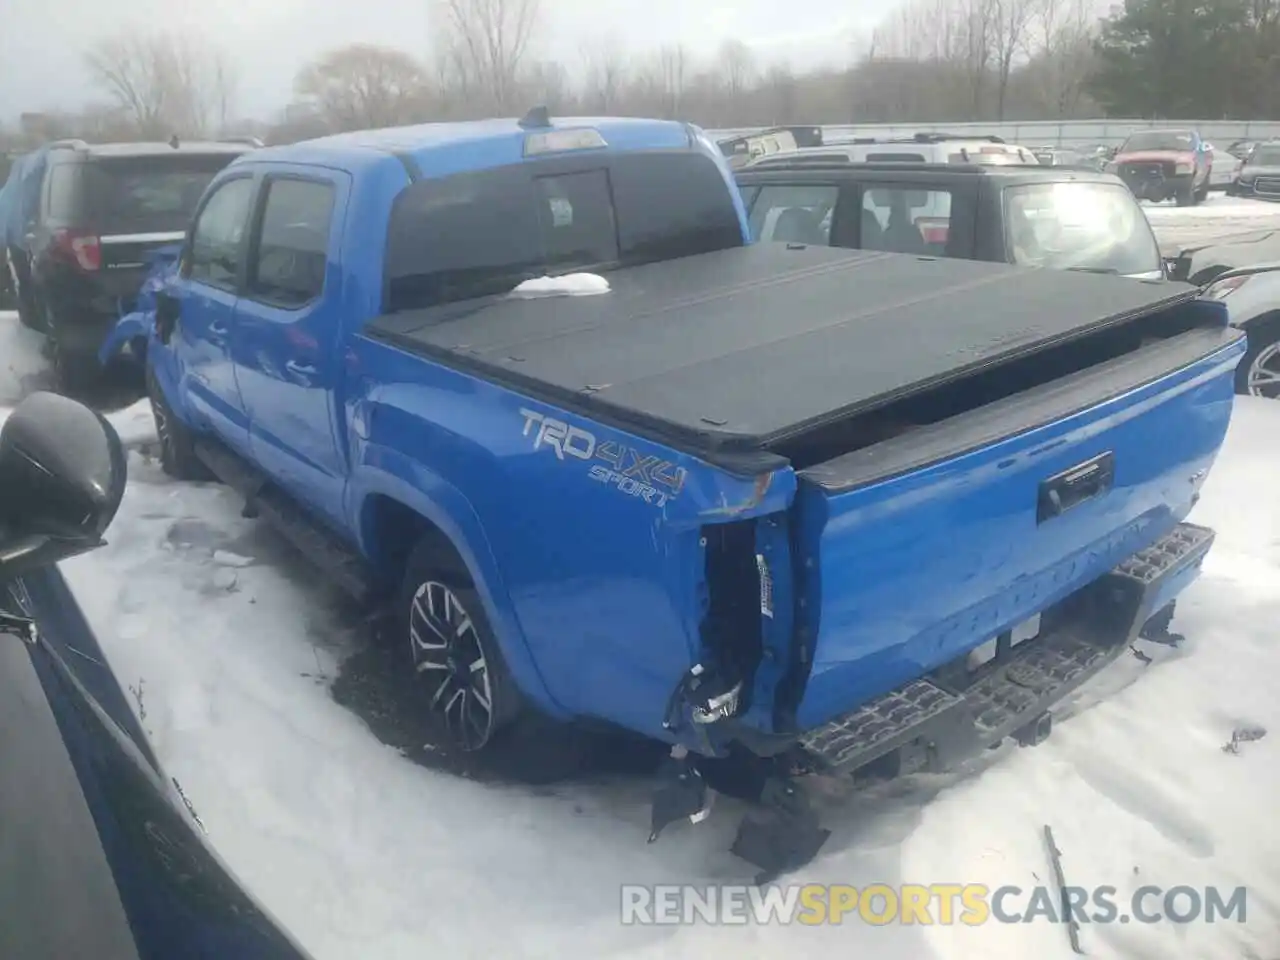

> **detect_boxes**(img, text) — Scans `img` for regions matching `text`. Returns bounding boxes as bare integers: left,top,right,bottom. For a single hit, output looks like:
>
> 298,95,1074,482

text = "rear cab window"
87,153,240,236
384,151,743,312
1003,181,1162,276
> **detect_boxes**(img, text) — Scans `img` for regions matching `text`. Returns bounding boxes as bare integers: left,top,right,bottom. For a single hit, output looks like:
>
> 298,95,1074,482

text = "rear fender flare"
350,460,567,721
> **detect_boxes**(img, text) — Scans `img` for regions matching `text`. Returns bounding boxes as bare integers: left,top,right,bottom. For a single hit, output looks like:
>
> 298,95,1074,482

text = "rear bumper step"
798,522,1214,775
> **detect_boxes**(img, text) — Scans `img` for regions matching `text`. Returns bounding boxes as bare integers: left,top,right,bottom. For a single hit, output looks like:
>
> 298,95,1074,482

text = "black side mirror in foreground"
0,392,126,579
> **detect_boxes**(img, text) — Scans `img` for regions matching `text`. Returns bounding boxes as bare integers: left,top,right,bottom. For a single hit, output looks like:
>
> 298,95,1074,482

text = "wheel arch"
352,470,567,721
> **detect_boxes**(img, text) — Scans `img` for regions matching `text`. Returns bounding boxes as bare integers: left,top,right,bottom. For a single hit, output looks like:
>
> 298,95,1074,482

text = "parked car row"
731,130,1280,400
0,138,254,390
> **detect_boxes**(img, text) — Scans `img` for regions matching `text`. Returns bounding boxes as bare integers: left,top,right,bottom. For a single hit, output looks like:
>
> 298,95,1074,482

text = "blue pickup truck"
111,111,1246,879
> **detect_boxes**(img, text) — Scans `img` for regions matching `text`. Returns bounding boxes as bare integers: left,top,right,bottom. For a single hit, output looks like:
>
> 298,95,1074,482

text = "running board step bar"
194,440,377,604
799,522,1214,776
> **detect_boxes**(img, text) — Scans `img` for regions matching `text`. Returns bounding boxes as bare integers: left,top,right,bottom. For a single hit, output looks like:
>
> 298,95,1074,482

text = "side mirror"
0,392,126,580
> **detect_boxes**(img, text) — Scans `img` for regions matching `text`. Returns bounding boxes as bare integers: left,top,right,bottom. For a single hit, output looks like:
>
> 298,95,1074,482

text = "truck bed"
365,244,1204,466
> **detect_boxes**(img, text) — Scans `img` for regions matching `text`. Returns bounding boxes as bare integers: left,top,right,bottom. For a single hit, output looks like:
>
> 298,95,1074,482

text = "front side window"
1004,182,1161,276
187,177,256,289
747,183,838,245
248,179,335,307
1247,145,1280,167
860,186,952,255
384,151,743,313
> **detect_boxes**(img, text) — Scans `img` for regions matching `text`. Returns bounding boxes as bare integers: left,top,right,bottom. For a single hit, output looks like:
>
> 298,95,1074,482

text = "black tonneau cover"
365,244,1199,460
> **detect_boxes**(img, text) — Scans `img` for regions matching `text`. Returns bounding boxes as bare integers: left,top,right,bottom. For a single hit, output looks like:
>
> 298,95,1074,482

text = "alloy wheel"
151,397,175,463
1247,342,1280,400
408,580,496,751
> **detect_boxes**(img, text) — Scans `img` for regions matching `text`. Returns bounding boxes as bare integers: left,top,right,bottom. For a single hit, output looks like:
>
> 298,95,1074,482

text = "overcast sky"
1,0,889,123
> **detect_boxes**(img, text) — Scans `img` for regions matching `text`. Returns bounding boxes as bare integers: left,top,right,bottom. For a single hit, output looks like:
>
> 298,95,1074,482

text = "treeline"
4,0,1280,149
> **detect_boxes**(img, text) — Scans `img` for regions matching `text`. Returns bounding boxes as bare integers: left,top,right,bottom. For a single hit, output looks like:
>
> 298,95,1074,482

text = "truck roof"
247,117,699,177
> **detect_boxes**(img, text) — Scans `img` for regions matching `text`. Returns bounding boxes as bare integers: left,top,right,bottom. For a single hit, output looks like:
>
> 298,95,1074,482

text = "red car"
1110,129,1212,206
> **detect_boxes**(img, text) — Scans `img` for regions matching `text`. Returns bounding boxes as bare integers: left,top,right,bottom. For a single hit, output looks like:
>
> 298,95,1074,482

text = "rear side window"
383,151,743,313
248,179,335,307
1004,182,1162,276
860,186,952,255
45,165,80,220
747,183,837,245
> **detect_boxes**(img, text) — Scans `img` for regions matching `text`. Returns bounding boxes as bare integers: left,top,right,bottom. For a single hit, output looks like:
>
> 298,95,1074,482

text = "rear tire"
46,326,100,396
399,543,524,753
1235,316,1280,400
1176,186,1195,207
146,366,211,480
1195,180,1210,203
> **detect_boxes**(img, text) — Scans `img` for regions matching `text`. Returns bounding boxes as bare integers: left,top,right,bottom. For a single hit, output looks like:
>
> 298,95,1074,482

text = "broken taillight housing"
52,229,101,272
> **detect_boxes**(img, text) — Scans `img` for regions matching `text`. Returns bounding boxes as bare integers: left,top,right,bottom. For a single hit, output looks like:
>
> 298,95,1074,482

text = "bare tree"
1027,0,1098,116
957,0,996,116
990,0,1039,118
524,60,571,112
717,40,757,114
656,44,689,118
579,37,627,113
84,32,236,138
433,0,541,112
759,63,799,124
294,44,429,131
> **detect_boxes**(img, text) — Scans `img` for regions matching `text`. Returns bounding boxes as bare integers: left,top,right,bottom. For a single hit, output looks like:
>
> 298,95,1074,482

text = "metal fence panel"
708,119,1280,148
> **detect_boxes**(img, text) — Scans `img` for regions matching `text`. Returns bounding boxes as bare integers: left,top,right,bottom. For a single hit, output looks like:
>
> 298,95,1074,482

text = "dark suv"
1227,140,1280,200
22,140,251,387
736,148,1166,280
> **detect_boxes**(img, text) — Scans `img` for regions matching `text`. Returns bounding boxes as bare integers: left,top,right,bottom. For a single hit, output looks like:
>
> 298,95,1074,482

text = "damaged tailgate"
784,314,1244,731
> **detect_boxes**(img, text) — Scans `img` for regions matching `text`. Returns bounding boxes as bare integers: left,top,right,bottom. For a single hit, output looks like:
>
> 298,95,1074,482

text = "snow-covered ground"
1144,194,1280,251
4,212,1280,959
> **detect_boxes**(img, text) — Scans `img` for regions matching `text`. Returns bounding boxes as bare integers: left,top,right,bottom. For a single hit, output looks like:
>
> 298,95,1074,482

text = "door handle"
285,360,317,378
209,321,229,338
